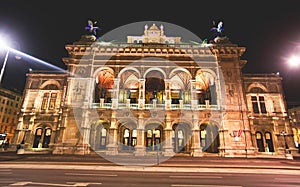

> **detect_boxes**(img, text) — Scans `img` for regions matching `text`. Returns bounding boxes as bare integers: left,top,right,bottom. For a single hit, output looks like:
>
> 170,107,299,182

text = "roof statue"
209,20,231,44
210,20,224,38
85,20,100,36
78,19,100,43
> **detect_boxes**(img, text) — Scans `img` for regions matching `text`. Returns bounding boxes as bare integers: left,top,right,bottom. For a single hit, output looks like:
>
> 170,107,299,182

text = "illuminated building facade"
12,23,298,158
288,106,300,150
0,86,22,144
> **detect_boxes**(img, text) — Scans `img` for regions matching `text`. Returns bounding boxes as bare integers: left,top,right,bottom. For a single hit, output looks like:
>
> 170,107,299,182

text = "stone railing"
91,102,219,110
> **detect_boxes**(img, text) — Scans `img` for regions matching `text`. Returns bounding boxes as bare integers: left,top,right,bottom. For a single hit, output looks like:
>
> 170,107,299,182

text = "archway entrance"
145,71,165,104
145,124,163,151
119,123,137,151
172,123,191,153
94,69,114,103
33,127,52,148
89,120,109,151
200,123,219,153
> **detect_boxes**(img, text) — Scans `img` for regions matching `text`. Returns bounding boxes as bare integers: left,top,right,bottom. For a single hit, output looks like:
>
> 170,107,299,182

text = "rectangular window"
259,96,267,113
41,93,49,110
48,93,57,110
251,96,259,114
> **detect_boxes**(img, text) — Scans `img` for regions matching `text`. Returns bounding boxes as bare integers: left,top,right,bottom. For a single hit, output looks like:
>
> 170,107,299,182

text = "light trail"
6,46,67,73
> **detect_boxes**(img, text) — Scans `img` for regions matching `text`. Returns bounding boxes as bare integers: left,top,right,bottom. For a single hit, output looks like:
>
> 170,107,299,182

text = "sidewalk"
1,150,300,171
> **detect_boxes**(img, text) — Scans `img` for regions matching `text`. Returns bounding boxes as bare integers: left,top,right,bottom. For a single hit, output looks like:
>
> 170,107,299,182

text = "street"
0,166,300,187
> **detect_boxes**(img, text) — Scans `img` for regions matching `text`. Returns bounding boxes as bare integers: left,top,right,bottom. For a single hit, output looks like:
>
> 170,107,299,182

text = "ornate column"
190,80,197,110
76,110,91,155
191,114,203,157
111,78,119,109
106,111,118,155
165,79,171,110
134,113,146,156
162,114,174,156
138,79,145,109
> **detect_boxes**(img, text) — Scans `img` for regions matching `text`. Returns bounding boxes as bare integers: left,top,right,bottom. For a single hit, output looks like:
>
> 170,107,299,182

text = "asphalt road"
1,168,300,187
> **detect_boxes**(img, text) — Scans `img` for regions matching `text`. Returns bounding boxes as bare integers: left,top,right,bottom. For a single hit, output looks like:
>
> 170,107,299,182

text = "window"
49,93,57,110
41,93,49,110
251,96,259,113
41,92,57,110
251,96,267,114
259,96,267,113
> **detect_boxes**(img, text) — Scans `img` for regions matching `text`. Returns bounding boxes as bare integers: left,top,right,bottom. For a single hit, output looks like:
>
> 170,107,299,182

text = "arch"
172,123,192,153
40,80,62,90
255,131,265,152
32,124,53,148
118,122,138,151
169,67,192,79
145,123,163,151
89,120,110,150
118,69,140,103
265,131,274,152
195,69,218,105
144,70,165,104
93,67,115,78
118,67,141,79
143,67,167,79
94,68,115,103
199,122,220,153
247,83,268,93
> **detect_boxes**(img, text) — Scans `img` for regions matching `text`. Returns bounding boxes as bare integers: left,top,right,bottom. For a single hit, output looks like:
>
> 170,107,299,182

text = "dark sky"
1,1,300,107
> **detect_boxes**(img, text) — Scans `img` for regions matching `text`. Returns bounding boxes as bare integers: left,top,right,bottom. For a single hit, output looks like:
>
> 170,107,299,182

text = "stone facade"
12,24,298,158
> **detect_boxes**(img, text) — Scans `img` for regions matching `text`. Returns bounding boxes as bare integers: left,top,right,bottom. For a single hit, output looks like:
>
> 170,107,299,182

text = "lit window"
49,93,57,110
41,92,57,110
41,93,49,110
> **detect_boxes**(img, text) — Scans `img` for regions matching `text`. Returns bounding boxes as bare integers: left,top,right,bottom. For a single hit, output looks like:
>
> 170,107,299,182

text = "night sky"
1,1,300,107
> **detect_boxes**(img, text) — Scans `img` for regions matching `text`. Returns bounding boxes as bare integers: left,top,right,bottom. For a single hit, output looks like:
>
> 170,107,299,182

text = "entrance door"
200,124,219,153
172,124,191,153
122,128,136,150
33,128,43,148
42,128,52,148
146,129,161,151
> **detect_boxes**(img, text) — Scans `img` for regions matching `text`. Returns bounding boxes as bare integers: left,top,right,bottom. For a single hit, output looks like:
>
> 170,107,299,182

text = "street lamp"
0,36,10,84
280,130,289,154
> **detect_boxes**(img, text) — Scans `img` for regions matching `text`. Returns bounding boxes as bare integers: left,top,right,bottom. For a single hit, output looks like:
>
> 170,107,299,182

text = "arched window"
33,127,52,148
200,123,219,153
265,132,274,152
122,128,137,150
146,129,161,151
99,128,108,149
256,132,264,152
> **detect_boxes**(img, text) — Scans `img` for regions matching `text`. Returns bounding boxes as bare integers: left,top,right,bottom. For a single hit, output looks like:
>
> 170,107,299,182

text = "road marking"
9,181,93,186
172,185,242,187
10,181,32,186
67,182,102,186
274,178,300,182
170,175,222,179
0,169,12,172
65,172,117,177
0,172,12,175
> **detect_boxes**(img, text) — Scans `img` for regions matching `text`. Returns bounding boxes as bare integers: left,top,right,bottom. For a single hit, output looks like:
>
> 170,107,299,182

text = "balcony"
90,102,219,110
